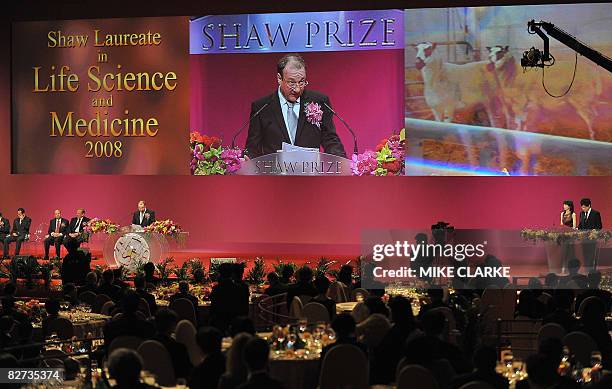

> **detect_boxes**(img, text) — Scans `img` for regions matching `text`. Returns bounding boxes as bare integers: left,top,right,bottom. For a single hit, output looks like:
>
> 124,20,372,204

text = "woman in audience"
311,275,336,320
218,333,253,389
41,298,61,338
189,326,226,389
320,313,367,361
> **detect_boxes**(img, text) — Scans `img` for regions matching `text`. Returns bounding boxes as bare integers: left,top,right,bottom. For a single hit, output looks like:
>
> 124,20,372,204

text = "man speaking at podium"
132,200,155,227
245,54,347,159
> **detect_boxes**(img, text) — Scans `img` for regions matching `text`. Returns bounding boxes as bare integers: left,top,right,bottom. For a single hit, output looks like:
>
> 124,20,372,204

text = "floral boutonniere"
145,213,150,219
304,102,323,128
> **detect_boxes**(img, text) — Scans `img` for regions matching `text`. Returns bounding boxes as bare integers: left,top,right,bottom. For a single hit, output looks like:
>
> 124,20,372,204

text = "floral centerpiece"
351,129,406,176
153,283,212,304
83,218,120,235
190,131,245,175
15,299,44,323
144,219,182,238
521,229,612,245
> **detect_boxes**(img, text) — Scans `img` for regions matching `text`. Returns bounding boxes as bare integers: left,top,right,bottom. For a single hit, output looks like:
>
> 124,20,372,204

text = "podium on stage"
235,151,352,176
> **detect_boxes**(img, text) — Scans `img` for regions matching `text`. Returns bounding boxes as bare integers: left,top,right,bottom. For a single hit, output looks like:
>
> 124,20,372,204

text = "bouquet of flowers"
521,228,612,245
83,218,120,235
190,131,245,175
15,300,44,323
351,129,406,176
144,220,182,238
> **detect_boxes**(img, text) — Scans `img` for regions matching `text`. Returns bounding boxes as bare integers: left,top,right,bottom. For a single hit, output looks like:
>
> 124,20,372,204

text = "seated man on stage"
245,53,346,158
63,208,90,253
3,208,31,258
0,213,9,256
43,209,69,260
131,200,155,227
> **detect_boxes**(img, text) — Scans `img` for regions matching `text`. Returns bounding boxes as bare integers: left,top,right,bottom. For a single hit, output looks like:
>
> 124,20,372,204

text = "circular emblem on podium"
113,232,151,268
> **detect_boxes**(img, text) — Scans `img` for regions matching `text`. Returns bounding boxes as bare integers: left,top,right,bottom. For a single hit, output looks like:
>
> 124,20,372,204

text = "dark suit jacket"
103,313,155,350
188,352,226,389
578,209,602,230
236,372,285,389
47,218,69,236
136,288,158,315
11,216,31,235
0,218,9,235
132,210,155,227
153,333,193,379
67,216,91,234
245,89,347,158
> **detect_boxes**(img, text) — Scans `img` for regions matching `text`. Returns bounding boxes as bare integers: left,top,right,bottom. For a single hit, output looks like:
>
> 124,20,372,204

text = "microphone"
322,101,358,155
231,102,271,149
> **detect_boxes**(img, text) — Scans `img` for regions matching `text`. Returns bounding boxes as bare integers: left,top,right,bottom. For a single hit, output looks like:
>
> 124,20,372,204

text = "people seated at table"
0,297,29,325
286,266,317,308
169,281,199,308
450,345,509,389
264,272,286,296
320,313,367,362
43,209,69,260
142,262,160,287
403,335,457,389
3,208,31,258
189,326,226,389
238,337,285,389
108,348,157,389
97,269,123,302
211,264,249,334
77,272,99,296
63,208,90,253
134,275,157,315
559,258,588,289
279,266,294,285
578,297,612,369
41,298,61,339
152,308,192,379
112,267,130,290
62,283,80,307
103,290,155,350
372,296,420,384
418,288,449,318
218,333,253,389
542,289,579,332
311,275,336,320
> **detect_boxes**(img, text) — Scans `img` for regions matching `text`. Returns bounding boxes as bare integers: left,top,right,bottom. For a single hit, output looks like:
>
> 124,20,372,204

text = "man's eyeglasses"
284,80,308,89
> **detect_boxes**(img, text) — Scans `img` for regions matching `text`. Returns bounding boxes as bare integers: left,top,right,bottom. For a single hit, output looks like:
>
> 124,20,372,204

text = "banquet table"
33,311,110,340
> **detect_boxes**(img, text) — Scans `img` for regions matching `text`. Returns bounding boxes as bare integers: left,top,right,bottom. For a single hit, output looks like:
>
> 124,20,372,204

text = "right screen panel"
404,3,612,176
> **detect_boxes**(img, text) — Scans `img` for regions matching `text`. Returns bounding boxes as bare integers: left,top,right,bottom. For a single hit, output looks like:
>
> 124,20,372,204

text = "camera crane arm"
527,20,612,73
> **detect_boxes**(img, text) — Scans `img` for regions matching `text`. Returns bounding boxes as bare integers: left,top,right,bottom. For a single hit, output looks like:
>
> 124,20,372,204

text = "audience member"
311,275,336,320
279,266,294,285
41,298,61,338
0,297,29,324
153,308,192,379
143,262,159,286
336,265,354,289
134,275,158,315
422,309,471,374
320,313,367,361
211,263,249,334
579,297,612,369
238,337,284,389
542,289,579,332
264,272,286,296
189,326,226,389
108,348,156,389
403,335,456,389
77,272,99,295
62,283,80,307
450,345,509,389
218,333,253,389
97,269,122,302
286,266,317,308
169,281,199,308
103,290,155,349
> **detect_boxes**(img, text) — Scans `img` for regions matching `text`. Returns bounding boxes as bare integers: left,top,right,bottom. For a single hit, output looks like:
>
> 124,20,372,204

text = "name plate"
236,151,352,176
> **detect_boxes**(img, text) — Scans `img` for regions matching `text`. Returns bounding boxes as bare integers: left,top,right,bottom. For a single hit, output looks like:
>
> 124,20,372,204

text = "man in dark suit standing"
63,208,90,253
131,200,155,227
3,208,31,258
43,209,69,260
245,53,347,158
578,198,603,272
0,213,10,257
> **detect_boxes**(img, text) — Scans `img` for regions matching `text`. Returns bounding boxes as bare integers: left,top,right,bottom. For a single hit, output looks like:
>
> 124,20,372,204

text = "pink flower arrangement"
190,131,245,175
304,102,323,128
144,219,182,238
220,148,243,174
351,129,406,176
83,218,120,234
351,150,378,176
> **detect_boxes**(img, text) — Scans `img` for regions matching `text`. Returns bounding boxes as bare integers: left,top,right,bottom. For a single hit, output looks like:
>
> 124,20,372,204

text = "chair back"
458,382,495,389
78,291,97,306
429,306,459,343
481,288,516,321
47,317,74,339
577,296,600,317
100,301,115,316
351,302,369,324
108,335,144,354
169,298,197,325
563,331,598,366
537,323,566,345
137,340,176,387
327,281,349,303
396,364,439,389
138,298,151,318
302,302,330,324
289,296,303,318
92,294,112,313
351,288,369,302
319,344,368,389
356,313,391,349
175,319,204,365
298,294,313,305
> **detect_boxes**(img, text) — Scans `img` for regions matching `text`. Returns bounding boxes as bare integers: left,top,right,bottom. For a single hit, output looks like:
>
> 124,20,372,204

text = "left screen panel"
11,17,190,174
